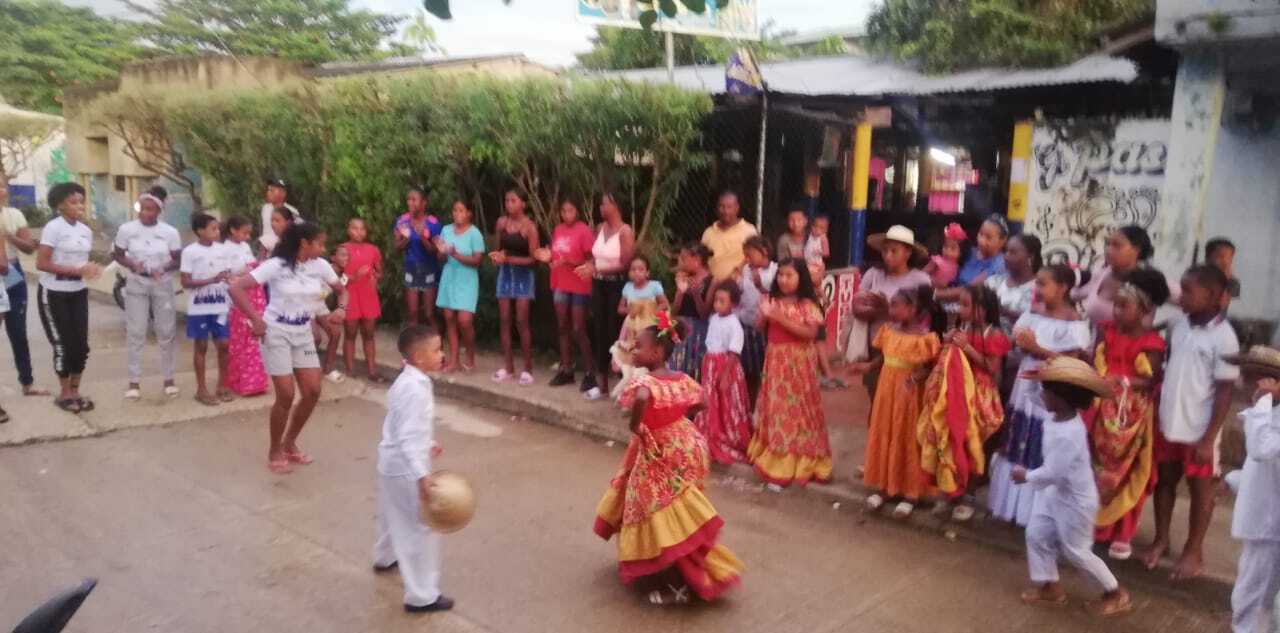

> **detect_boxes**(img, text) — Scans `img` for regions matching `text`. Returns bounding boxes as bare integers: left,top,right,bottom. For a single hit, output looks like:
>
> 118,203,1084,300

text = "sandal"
325,370,346,384
892,501,915,519
1108,542,1133,561
1086,589,1132,617
492,369,512,383
268,457,293,475
75,397,95,412
284,449,314,465
518,371,535,386
647,584,691,606
55,398,82,413
22,386,51,397
1020,587,1068,607
951,504,975,523
865,494,885,510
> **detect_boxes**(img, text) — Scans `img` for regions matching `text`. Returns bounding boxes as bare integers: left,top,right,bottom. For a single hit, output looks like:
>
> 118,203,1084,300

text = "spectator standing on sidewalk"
113,191,182,401
36,182,101,413
701,191,757,282
393,187,442,332
584,192,634,398
490,189,539,386
435,200,486,373
258,178,300,256
0,176,48,397
537,198,596,394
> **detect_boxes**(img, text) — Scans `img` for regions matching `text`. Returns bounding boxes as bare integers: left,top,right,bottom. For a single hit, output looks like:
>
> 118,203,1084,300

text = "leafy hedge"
91,74,711,347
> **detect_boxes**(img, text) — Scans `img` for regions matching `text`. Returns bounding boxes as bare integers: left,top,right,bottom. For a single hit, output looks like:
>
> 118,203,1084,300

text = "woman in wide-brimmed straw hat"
1011,354,1131,617
850,225,932,397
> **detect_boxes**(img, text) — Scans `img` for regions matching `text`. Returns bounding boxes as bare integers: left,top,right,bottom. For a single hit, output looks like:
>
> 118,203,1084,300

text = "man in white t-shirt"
0,178,46,396
259,178,301,254
114,192,183,400
181,213,235,406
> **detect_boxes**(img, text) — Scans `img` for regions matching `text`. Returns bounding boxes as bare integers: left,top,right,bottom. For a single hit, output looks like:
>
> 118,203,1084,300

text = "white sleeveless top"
592,225,623,273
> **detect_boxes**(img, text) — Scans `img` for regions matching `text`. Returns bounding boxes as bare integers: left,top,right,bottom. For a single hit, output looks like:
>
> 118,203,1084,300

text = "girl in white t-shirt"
229,222,347,475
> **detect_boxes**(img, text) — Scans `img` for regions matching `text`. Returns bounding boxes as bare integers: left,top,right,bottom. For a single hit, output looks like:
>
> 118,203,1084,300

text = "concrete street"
0,287,1234,631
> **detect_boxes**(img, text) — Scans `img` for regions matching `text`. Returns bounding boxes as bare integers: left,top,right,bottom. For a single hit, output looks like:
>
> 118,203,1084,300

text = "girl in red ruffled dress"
594,313,744,605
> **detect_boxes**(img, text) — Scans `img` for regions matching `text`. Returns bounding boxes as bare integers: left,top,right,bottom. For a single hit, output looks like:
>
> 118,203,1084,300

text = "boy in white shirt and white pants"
1225,346,1280,633
373,325,454,613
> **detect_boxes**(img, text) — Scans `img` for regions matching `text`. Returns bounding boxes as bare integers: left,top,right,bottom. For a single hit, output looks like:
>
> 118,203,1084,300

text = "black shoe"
405,596,454,613
580,374,598,393
373,561,398,573
549,371,575,387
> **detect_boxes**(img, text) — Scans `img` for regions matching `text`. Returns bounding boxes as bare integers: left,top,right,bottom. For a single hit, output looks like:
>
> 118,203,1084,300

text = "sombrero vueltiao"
866,225,929,259
1021,355,1114,398
1225,345,1280,378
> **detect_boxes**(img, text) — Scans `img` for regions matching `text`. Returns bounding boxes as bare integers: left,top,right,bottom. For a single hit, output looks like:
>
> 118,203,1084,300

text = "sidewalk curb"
364,346,1233,611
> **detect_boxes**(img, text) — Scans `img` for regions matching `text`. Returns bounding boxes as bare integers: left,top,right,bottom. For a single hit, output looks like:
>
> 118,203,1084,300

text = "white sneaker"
765,483,784,493
326,370,345,384
951,504,975,523
163,385,180,398
892,501,915,519
124,388,141,401
583,387,602,401
865,493,884,510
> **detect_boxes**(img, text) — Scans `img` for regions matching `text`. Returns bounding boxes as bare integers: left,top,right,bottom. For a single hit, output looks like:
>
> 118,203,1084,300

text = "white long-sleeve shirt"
705,312,744,354
377,364,434,479
1232,394,1280,541
1026,414,1099,520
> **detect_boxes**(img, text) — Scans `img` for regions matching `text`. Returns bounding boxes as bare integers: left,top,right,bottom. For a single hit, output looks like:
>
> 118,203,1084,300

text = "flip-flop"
1020,588,1068,607
54,398,82,413
1087,591,1133,617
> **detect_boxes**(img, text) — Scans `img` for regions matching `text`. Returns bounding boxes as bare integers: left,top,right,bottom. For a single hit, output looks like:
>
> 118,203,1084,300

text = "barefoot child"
373,325,453,613
924,222,965,290
181,213,234,406
851,284,941,518
223,216,269,397
748,258,831,488
695,281,751,464
988,264,1091,526
1088,268,1170,561
918,283,1009,522
1144,265,1240,580
594,316,744,604
1013,355,1131,617
341,218,385,383
1222,346,1280,633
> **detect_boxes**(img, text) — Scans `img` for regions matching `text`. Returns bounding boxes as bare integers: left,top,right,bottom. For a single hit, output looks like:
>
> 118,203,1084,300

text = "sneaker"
865,493,885,510
584,387,602,401
325,370,345,384
492,369,512,383
518,371,535,386
549,371,575,387
1108,541,1133,561
951,504,975,523
892,501,915,519
581,374,599,394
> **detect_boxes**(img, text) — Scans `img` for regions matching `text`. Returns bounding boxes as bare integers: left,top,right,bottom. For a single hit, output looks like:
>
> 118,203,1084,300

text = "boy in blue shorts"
181,213,234,406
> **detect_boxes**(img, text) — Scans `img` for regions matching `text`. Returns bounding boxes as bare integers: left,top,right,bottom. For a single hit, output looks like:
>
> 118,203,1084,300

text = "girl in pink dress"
224,216,269,397
341,218,385,382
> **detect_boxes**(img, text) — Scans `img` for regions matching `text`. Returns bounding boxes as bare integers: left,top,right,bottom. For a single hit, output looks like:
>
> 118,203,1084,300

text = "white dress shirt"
1233,394,1280,541
378,364,435,479
705,312,744,354
1026,414,1099,521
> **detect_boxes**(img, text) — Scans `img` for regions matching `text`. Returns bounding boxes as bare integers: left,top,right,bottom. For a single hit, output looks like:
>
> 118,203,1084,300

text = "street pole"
755,89,767,229
665,30,675,83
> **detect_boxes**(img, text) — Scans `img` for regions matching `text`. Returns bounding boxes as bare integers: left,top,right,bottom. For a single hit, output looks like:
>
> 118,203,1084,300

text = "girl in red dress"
1086,268,1169,560
224,216,269,397
594,314,744,605
341,218,385,382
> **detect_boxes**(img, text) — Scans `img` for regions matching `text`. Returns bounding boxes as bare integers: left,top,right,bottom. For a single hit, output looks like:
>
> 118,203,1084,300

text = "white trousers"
1233,540,1280,633
124,276,176,384
373,474,441,607
1026,507,1119,592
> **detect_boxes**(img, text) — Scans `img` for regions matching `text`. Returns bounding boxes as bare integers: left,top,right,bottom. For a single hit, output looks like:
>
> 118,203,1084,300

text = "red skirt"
695,352,751,465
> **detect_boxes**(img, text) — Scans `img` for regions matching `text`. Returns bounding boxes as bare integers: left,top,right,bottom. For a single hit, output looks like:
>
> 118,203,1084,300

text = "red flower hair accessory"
943,222,967,242
655,310,681,344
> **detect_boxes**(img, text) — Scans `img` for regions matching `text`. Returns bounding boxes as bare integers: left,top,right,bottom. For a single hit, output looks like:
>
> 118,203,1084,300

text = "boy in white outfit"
373,325,454,613
1012,356,1131,616
1225,346,1280,633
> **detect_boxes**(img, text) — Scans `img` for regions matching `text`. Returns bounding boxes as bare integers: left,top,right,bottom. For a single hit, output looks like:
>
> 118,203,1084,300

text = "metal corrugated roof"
601,54,1138,97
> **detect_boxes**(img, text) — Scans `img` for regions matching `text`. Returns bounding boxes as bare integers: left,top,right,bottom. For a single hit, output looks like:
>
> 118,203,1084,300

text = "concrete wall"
1157,0,1280,46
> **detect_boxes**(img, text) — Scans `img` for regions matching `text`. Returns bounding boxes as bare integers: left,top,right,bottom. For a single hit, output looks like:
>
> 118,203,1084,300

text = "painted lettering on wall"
1026,119,1171,269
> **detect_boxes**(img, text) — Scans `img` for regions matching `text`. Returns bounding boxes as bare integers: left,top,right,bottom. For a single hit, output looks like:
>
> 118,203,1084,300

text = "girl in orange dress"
340,218,385,382
852,284,941,518
917,284,1009,521
747,259,831,488
594,315,744,605
1086,269,1169,560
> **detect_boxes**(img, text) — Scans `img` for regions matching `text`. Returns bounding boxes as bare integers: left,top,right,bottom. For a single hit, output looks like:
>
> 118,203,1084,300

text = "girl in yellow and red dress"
747,258,831,488
1087,268,1169,561
594,314,743,605
917,283,1009,522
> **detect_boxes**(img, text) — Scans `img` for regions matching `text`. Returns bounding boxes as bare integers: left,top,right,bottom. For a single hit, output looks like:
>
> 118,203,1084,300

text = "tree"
402,10,446,56
575,21,840,71
124,0,412,65
88,91,204,210
0,0,146,114
423,0,727,30
0,108,62,182
866,0,1152,72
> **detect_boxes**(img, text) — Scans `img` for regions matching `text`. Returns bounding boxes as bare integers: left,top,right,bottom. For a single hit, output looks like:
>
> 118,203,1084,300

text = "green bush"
93,73,711,348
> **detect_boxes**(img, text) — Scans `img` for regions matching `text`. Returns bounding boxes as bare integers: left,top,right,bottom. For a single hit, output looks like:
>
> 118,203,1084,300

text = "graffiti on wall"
1026,119,1171,269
